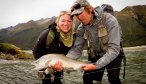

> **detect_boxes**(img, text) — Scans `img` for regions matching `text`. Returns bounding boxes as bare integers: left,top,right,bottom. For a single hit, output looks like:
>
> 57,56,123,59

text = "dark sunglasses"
71,4,82,12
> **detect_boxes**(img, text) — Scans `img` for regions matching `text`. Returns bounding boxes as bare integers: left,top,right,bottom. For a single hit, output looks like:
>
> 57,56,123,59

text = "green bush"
0,43,34,59
15,51,34,59
0,43,21,55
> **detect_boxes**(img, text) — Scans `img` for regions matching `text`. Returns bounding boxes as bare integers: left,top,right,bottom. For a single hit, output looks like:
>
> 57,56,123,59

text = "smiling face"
58,14,73,33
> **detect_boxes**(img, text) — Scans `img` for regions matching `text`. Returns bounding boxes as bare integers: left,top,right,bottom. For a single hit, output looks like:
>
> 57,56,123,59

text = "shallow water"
63,50,146,84
0,49,146,84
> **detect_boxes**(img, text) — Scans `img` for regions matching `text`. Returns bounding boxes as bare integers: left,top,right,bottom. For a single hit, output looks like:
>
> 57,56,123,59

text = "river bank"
123,45,146,52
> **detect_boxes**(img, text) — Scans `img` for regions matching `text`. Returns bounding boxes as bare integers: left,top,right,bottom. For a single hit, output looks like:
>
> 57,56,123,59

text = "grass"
0,43,34,59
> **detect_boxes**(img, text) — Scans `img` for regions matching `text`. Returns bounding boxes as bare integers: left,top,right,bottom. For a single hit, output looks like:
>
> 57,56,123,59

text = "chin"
82,21,89,26
83,23,88,26
62,30,69,33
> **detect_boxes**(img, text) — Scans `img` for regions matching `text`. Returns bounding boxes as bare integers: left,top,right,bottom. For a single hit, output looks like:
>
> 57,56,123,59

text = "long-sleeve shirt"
66,7,122,69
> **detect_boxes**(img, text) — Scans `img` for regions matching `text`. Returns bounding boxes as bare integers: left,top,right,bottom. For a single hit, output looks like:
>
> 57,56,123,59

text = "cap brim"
71,7,84,15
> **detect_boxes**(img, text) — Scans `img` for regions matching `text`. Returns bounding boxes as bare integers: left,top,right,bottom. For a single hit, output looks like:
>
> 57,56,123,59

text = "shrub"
15,51,34,59
0,43,34,59
0,43,21,55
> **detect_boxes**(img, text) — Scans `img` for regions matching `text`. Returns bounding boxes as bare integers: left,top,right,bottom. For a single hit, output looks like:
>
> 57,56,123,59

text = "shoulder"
102,13,119,28
38,22,57,38
102,13,120,34
48,22,57,31
103,13,117,22
39,22,57,37
38,28,50,39
76,23,85,35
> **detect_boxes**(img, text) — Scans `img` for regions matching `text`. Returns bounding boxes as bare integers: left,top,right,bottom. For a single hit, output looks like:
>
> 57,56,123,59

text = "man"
65,0,123,84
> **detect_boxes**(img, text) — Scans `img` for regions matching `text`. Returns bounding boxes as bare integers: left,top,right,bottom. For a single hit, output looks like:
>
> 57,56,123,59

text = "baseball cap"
70,0,90,15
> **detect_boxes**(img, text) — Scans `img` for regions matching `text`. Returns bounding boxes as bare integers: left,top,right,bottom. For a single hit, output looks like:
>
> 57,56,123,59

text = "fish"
31,54,87,74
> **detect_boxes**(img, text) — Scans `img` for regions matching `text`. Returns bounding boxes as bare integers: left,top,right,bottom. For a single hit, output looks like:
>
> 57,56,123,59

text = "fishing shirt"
66,7,122,69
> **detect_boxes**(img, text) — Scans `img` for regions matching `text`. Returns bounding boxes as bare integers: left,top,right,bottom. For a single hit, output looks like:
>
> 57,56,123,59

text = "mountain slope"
0,5,146,49
116,5,146,46
0,17,56,49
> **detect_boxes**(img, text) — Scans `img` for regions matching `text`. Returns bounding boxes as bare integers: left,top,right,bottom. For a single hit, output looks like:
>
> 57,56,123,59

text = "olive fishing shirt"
66,7,122,69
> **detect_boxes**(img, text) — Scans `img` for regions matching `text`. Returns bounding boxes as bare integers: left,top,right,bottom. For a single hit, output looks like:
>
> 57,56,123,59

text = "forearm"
32,42,44,60
66,39,85,59
96,44,120,69
66,46,83,60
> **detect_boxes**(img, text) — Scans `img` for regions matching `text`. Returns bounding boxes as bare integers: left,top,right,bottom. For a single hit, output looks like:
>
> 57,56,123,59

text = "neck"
88,14,94,25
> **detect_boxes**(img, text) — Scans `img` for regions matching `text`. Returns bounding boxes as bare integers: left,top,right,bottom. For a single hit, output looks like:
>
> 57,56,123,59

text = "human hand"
81,64,97,71
52,61,63,72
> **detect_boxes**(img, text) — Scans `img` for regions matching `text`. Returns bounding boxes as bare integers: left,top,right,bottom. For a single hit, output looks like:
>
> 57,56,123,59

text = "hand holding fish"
52,61,63,72
81,64,97,71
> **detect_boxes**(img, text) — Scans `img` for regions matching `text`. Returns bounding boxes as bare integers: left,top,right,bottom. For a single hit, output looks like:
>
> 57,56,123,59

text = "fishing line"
75,62,146,76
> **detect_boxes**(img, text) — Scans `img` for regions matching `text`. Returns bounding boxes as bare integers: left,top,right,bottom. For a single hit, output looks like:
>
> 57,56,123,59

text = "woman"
32,10,75,84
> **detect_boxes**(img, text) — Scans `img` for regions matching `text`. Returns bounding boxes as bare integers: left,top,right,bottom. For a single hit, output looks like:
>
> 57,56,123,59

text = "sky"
0,0,146,29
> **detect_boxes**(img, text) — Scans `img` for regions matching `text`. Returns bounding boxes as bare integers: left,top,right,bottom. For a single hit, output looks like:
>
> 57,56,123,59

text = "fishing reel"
38,71,45,80
38,68,55,80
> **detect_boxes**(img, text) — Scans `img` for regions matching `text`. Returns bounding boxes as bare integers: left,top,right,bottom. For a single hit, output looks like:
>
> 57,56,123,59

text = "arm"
66,24,86,59
96,13,121,69
32,29,49,59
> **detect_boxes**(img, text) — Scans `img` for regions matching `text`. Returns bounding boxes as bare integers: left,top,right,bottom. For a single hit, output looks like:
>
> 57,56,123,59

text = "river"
0,46,146,84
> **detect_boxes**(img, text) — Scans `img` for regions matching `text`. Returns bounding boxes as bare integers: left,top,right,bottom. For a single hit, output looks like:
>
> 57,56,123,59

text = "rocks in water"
0,52,15,60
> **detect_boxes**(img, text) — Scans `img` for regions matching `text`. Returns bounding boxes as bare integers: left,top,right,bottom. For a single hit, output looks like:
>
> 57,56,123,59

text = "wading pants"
83,55,123,84
42,72,62,84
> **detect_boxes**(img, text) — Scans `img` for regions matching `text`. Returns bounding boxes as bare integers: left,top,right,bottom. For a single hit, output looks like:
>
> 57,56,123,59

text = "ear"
87,6,93,13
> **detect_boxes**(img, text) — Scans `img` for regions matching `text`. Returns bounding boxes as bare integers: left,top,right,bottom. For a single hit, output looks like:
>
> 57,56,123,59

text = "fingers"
53,61,63,72
81,66,89,71
80,65,86,70
81,66,90,71
81,64,97,71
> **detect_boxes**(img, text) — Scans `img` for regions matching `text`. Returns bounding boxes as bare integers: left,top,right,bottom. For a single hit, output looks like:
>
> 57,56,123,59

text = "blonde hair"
55,10,73,25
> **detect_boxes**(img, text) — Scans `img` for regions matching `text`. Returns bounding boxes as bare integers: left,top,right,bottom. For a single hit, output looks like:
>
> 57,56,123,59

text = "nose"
64,21,68,25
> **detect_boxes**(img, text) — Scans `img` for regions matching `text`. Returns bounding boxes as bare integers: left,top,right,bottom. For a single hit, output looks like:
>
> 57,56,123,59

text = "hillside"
116,5,146,47
0,16,56,49
0,5,146,49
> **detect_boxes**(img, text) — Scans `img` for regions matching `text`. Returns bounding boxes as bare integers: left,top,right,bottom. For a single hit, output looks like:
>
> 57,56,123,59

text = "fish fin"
44,68,49,74
31,60,37,66
45,60,51,67
44,68,55,74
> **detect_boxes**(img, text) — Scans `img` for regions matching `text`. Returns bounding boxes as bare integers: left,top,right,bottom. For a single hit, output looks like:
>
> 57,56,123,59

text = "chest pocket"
98,16,108,53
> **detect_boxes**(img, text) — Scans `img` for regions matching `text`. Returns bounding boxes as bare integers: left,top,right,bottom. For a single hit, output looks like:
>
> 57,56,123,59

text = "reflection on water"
0,49,146,84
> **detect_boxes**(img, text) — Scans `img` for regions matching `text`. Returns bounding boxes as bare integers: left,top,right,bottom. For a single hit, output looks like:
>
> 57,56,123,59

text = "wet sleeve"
96,14,121,69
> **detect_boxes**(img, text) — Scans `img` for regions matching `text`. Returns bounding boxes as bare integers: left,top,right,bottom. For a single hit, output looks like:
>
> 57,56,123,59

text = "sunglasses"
71,4,82,12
